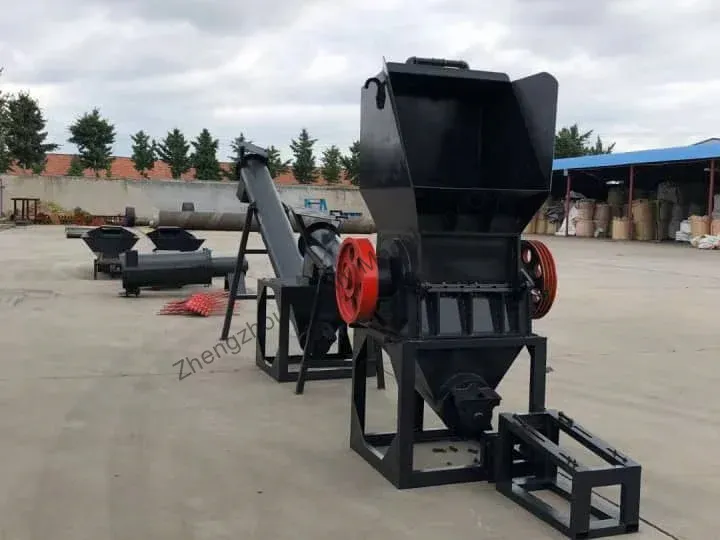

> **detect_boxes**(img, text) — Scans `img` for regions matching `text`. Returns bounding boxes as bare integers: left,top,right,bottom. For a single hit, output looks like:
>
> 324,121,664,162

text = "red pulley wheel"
335,237,379,324
520,239,558,319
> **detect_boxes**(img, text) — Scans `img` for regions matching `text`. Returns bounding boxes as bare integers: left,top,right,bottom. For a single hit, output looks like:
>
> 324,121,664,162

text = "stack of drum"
631,199,655,241
525,200,553,235
712,194,720,235
689,215,711,237
607,188,624,213
711,217,720,236
574,199,595,237
593,202,611,238
611,217,630,240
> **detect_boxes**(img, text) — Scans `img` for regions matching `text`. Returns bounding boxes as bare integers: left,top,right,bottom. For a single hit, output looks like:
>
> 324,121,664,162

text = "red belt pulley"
335,237,380,324
521,239,558,319
334,237,558,323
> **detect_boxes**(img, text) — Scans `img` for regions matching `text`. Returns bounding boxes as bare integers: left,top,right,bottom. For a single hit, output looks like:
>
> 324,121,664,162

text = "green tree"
130,130,157,178
0,68,14,173
0,139,10,174
191,128,222,180
157,128,191,179
0,131,11,174
266,145,290,179
554,124,615,158
341,140,360,186
31,160,47,175
67,108,116,177
289,128,317,184
5,92,58,172
321,145,342,184
66,155,86,176
586,135,616,155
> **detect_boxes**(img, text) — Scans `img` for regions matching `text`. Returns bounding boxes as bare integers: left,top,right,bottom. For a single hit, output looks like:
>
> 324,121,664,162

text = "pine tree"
266,145,291,179
31,160,47,175
289,128,317,184
156,128,191,179
554,124,616,158
0,68,13,173
585,135,616,155
5,92,58,172
191,128,221,181
341,140,360,186
321,145,342,184
67,108,116,177
0,107,11,173
130,130,156,178
0,135,11,173
66,156,86,176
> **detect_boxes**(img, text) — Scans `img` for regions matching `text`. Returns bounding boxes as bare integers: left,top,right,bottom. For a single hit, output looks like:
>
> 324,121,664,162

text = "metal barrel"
120,249,245,292
155,209,376,234
210,256,243,276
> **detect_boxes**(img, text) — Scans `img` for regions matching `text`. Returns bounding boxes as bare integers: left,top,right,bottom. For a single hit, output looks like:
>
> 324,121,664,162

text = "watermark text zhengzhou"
173,312,281,381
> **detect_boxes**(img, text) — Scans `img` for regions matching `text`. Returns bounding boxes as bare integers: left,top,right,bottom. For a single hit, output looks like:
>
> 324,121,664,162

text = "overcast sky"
1,0,719,161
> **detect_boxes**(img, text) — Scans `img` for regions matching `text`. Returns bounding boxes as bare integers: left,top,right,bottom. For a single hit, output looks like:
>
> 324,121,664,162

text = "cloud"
1,0,718,160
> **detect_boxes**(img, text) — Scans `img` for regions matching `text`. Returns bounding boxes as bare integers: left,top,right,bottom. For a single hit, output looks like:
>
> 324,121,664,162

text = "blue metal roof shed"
548,141,720,239
552,141,720,172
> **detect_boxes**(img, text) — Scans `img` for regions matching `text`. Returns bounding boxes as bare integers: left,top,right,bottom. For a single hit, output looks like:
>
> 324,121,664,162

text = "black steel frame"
350,326,548,489
496,410,641,539
221,203,272,340
351,325,641,538
255,279,384,392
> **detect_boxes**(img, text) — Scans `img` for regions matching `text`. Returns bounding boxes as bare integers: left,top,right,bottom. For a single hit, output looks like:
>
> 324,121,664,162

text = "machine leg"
295,275,325,395
220,206,255,340
527,338,547,413
274,299,293,381
255,286,293,382
394,341,417,486
350,330,369,433
369,337,385,389
255,284,269,367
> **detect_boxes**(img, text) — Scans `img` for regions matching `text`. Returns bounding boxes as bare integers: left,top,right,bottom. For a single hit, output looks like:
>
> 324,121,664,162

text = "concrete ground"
0,225,717,540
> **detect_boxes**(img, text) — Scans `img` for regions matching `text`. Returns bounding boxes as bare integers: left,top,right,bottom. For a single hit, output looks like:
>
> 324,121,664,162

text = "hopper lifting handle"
363,77,387,109
405,56,469,69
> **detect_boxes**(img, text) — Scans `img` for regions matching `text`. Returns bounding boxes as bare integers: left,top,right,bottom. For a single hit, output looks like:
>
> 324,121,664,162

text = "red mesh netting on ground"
158,290,236,317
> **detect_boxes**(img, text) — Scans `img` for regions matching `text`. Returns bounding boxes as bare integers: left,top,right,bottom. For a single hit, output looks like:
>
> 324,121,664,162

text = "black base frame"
350,326,641,539
255,278,384,393
350,326,548,489
496,410,641,539
221,202,384,394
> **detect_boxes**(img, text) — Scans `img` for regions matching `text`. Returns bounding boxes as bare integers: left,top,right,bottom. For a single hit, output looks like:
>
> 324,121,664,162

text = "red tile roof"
8,153,354,186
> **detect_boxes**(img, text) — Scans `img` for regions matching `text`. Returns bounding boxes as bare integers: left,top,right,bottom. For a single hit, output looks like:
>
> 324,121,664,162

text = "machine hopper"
81,225,139,279
146,226,205,252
